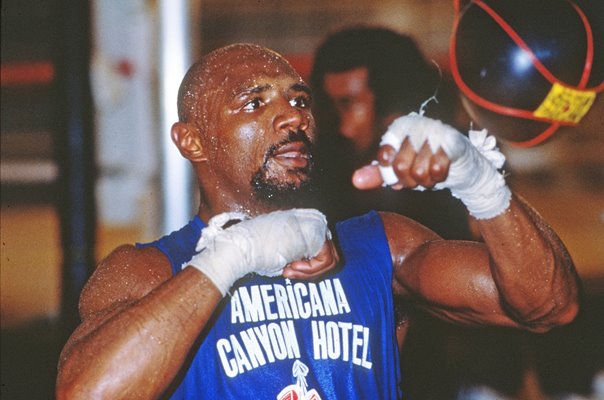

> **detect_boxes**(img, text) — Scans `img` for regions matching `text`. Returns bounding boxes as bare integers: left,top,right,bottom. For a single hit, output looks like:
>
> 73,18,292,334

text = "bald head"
177,44,301,127
171,43,317,215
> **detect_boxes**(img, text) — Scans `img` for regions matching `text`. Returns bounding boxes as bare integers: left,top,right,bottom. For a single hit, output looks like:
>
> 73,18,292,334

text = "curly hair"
310,26,438,129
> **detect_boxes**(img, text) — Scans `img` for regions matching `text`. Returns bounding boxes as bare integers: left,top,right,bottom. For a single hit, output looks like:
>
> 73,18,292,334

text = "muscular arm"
56,235,337,399
384,194,580,332
56,245,223,399
354,114,580,332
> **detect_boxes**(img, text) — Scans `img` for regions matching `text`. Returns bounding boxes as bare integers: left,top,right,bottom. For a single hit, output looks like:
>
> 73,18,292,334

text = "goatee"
251,130,319,208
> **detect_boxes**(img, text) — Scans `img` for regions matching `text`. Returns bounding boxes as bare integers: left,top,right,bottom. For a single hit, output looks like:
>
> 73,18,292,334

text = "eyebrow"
291,83,311,95
247,84,272,94
231,83,271,100
231,81,311,100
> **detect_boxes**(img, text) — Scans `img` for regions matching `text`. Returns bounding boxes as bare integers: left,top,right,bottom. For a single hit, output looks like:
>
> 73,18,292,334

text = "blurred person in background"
310,26,473,241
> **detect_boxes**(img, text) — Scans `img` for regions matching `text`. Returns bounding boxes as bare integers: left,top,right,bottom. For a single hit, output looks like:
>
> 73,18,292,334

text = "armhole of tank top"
336,211,393,274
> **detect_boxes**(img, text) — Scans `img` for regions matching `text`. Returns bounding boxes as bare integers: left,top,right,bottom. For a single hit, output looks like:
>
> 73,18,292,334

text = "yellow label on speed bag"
533,82,596,124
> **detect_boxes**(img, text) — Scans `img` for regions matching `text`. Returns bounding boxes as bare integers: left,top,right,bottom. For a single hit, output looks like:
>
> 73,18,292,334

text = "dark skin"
56,44,580,399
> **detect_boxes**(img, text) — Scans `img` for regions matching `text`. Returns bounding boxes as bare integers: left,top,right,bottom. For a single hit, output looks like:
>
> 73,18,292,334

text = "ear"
171,122,208,162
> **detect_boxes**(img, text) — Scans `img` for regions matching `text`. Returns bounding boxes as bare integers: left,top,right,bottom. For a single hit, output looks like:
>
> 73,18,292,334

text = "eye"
335,97,353,113
242,98,263,111
289,95,311,109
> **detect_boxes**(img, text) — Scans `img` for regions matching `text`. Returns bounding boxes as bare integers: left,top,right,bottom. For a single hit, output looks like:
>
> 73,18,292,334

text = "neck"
196,187,278,222
196,177,286,223
197,198,281,223
195,166,316,223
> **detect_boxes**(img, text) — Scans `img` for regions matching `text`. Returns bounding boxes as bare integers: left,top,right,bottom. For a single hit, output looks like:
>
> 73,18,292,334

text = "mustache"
264,130,313,162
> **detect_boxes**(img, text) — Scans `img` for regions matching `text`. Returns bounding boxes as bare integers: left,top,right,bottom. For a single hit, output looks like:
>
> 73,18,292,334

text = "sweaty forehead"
215,44,291,68
206,45,303,92
179,44,305,126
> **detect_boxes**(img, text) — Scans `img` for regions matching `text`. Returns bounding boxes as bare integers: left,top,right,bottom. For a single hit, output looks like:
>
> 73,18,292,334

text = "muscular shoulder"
378,211,442,293
79,244,173,319
378,211,442,255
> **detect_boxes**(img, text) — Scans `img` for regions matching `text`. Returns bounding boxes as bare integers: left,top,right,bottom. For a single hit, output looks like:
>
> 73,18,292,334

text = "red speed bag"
450,0,604,147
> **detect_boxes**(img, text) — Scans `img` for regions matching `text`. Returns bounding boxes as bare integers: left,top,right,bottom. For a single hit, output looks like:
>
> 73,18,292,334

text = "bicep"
399,241,514,325
384,214,524,328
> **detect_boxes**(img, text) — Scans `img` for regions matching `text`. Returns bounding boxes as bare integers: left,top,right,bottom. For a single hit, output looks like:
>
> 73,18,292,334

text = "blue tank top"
138,211,402,399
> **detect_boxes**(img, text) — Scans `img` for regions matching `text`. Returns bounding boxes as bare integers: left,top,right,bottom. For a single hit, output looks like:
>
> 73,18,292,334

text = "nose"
274,101,309,134
338,112,357,140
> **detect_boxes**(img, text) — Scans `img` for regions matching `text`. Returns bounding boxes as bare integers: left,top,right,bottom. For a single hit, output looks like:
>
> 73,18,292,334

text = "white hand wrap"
378,113,511,220
188,208,330,295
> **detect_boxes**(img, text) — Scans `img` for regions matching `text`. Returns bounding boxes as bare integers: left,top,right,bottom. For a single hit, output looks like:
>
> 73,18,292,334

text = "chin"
251,172,318,209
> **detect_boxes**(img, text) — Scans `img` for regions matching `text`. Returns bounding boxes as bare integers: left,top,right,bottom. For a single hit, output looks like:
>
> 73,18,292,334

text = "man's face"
202,51,316,205
322,67,376,153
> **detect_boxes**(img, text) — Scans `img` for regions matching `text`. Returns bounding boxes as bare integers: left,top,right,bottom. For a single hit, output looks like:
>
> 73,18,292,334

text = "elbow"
56,373,96,400
56,377,87,400
56,360,111,400
521,292,580,333
56,384,82,400
56,376,119,400
56,356,165,400
555,295,580,326
521,257,581,333
526,301,579,333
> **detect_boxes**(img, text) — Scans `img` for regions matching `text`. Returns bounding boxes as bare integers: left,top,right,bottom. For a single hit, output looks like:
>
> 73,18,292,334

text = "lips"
270,142,310,169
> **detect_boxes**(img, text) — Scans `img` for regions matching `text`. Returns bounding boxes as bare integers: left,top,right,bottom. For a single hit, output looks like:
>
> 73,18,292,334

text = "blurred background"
1,0,602,399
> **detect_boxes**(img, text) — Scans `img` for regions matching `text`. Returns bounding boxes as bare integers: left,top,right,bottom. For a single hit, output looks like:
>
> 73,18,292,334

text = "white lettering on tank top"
217,320,300,378
311,321,372,369
230,278,351,324
217,278,374,378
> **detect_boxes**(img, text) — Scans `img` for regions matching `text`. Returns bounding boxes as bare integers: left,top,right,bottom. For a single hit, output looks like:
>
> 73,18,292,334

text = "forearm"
374,114,579,331
477,194,580,329
57,267,222,399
